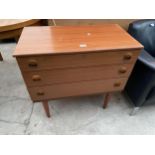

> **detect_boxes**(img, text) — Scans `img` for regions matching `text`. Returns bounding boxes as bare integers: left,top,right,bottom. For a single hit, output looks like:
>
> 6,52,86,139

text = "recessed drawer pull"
119,67,127,73
37,91,44,96
114,81,121,87
32,75,41,81
28,59,38,67
124,52,132,60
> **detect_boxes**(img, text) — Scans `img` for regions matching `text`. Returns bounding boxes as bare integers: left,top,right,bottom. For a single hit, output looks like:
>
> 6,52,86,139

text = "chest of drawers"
13,25,143,117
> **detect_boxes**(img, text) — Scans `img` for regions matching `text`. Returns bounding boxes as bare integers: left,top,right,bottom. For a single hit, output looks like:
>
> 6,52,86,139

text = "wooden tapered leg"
0,52,3,61
103,93,111,109
42,101,51,117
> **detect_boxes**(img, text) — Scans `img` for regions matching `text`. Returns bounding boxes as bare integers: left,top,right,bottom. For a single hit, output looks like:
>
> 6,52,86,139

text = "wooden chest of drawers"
13,25,143,117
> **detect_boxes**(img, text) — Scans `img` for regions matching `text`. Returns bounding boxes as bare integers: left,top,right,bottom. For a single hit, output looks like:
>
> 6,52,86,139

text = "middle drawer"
22,64,134,87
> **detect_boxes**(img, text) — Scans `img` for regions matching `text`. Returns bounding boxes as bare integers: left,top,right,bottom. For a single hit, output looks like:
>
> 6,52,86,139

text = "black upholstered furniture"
125,20,155,114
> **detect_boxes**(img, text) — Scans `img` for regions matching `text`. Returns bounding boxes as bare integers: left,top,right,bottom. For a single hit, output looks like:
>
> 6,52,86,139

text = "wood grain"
14,25,143,115
22,64,133,87
16,50,140,71
13,25,143,56
0,20,43,40
28,78,127,101
0,29,23,40
0,19,41,32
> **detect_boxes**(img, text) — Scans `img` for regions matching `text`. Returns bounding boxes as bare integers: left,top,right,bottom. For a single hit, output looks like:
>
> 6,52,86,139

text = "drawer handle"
119,67,127,73
114,81,121,87
28,59,38,67
124,52,132,60
37,91,44,96
32,75,41,81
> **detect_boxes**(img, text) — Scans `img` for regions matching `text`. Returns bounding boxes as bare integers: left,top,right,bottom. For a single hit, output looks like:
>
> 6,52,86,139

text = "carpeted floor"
0,42,155,135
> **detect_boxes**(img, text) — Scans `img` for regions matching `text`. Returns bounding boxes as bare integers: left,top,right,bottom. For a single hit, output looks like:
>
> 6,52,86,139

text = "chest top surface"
13,24,143,57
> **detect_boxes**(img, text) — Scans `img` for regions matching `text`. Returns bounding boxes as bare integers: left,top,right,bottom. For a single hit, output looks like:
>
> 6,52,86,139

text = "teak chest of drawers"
13,25,143,117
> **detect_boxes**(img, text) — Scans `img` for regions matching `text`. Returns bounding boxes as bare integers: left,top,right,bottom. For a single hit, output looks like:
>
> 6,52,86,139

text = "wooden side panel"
17,50,140,71
22,64,133,87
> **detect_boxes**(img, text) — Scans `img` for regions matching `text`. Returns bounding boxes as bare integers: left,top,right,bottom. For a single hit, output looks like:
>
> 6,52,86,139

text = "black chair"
125,19,155,115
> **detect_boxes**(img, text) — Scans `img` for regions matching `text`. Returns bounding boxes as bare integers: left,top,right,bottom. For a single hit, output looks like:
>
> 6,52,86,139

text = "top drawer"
17,50,140,71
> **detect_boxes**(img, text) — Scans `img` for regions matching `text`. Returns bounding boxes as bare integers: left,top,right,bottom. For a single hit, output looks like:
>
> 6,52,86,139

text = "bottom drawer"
28,78,127,101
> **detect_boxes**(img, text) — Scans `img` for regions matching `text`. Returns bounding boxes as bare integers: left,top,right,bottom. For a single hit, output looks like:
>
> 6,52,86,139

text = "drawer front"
17,50,140,71
22,64,133,87
28,78,127,101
